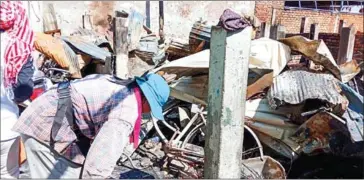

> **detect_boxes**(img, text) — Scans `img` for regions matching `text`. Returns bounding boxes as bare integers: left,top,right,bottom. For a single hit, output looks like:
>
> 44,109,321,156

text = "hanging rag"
217,9,251,32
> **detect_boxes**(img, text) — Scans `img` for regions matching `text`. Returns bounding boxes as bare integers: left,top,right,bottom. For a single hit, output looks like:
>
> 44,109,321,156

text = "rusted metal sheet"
290,111,364,157
267,70,344,110
278,36,342,81
241,156,286,179
246,71,273,99
291,112,335,154
166,141,286,179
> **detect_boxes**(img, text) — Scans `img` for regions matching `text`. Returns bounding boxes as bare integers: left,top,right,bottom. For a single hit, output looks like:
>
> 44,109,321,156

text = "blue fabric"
339,82,363,114
338,82,363,142
135,74,170,120
13,56,34,103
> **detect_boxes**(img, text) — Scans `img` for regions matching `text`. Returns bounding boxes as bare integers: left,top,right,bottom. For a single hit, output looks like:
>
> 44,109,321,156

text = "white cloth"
249,38,291,77
0,137,20,179
154,38,292,78
1,32,20,140
21,135,82,179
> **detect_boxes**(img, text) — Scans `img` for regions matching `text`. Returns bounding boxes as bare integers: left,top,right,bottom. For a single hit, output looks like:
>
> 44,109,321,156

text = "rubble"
241,156,286,179
278,36,342,80
291,111,363,157
189,21,211,53
34,32,80,78
21,5,364,179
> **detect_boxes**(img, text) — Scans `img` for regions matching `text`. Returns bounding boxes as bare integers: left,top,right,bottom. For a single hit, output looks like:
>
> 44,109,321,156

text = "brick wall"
255,1,364,34
283,32,363,63
286,33,309,38
255,1,364,62
318,33,341,60
354,32,364,61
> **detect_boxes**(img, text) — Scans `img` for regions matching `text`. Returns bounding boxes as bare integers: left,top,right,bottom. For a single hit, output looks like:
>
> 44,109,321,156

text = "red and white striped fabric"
0,1,34,87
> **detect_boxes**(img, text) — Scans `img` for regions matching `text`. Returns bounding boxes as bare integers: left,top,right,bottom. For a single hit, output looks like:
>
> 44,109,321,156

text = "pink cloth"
130,87,142,149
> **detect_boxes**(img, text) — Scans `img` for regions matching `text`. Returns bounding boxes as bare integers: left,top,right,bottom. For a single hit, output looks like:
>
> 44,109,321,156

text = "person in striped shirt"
1,1,35,178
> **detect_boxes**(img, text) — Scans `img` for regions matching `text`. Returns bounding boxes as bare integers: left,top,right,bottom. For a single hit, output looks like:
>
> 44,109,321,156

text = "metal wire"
121,153,144,170
244,125,264,160
152,117,168,144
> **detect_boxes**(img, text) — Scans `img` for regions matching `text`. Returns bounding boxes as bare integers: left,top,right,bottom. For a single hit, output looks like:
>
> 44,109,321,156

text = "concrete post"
300,17,308,34
158,1,165,44
271,9,276,25
338,26,356,65
82,14,93,30
270,25,285,40
270,25,278,40
260,22,271,38
338,20,345,34
277,25,286,39
146,1,151,28
113,14,129,79
309,23,319,40
309,23,320,69
204,26,252,178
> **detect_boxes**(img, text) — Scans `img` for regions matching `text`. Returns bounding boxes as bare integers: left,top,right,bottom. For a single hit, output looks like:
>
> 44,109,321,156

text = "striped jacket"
0,1,34,87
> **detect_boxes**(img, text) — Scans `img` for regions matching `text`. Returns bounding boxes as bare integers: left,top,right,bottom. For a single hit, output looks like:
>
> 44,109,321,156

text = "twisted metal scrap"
279,36,342,81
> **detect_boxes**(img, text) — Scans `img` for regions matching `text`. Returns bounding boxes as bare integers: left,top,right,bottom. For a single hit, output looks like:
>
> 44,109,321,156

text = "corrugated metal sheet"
59,40,80,77
61,36,112,62
267,70,343,109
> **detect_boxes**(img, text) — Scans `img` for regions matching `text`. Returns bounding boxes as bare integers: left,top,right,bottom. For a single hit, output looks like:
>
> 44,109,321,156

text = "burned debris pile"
30,6,363,179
